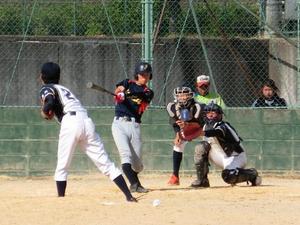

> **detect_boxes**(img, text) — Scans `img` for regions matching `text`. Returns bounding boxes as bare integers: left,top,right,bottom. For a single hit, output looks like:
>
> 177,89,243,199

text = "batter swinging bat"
86,82,116,96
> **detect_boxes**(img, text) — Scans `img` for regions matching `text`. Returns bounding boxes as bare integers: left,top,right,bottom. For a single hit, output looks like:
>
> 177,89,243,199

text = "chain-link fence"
0,0,298,107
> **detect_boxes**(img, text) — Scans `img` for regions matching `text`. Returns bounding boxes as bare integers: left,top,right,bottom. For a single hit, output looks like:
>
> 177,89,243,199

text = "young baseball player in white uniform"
39,62,137,202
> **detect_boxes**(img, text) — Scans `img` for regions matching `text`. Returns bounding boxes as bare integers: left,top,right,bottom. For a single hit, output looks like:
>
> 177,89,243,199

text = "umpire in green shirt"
194,75,225,107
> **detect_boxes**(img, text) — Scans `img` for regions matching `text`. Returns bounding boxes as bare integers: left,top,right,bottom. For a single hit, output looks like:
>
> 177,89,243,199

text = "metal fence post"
259,0,266,36
142,0,153,91
297,0,300,105
142,0,153,64
265,0,282,35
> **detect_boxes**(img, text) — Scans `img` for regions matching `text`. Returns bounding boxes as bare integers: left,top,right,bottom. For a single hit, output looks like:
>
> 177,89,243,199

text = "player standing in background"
194,75,225,107
39,62,137,202
192,102,262,187
166,87,205,185
112,62,154,193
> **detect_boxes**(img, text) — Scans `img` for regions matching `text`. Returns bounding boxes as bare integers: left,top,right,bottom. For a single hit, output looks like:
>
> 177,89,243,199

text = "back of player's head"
134,61,152,80
41,62,60,84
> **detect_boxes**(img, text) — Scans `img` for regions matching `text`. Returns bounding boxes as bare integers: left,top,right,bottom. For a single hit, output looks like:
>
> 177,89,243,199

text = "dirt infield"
0,174,299,225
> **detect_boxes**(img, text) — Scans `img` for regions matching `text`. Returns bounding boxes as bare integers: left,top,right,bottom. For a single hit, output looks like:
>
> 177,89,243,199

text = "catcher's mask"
204,102,223,122
173,87,194,107
41,62,60,84
134,61,152,80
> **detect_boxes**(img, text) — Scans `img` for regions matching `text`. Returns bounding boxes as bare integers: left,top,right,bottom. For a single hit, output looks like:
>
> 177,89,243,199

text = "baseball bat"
86,82,116,96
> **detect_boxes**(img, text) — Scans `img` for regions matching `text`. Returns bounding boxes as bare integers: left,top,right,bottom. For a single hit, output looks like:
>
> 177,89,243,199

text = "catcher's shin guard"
191,141,210,188
222,168,261,186
191,163,210,188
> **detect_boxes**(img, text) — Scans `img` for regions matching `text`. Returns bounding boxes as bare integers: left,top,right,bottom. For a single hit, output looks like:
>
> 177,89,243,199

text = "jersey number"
61,88,75,100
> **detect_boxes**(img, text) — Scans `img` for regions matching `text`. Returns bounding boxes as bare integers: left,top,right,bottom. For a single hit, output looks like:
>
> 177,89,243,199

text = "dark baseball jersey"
114,79,154,123
252,94,287,107
204,121,244,156
166,99,204,133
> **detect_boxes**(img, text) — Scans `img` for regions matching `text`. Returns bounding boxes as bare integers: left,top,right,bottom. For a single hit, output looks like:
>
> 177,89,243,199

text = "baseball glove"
40,109,54,120
40,98,54,120
179,122,203,141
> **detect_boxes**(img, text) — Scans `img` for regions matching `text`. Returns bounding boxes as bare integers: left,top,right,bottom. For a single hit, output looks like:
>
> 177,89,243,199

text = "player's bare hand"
176,120,186,129
115,85,125,94
174,132,183,146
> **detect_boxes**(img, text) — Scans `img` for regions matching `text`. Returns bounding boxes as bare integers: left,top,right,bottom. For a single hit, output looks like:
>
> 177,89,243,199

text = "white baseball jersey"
39,84,121,181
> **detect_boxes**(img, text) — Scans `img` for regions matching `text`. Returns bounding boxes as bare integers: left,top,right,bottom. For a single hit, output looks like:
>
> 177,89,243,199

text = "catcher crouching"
192,102,262,188
166,87,205,185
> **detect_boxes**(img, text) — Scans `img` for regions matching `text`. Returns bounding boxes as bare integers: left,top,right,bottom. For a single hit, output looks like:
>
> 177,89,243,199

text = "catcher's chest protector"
175,104,201,122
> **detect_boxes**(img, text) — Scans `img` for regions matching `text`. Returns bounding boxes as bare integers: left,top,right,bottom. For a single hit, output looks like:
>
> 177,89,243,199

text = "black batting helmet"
41,62,60,84
134,61,152,80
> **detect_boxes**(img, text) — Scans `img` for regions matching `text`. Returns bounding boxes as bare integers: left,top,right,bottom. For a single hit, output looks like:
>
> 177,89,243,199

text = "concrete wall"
0,37,272,107
1,37,296,107
268,38,297,105
0,107,299,176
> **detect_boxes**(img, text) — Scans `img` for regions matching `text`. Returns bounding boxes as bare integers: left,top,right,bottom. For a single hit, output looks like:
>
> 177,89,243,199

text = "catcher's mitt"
179,122,202,141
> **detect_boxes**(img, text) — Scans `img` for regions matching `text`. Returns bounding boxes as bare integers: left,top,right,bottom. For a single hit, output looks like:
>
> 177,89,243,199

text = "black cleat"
250,176,262,186
190,178,210,188
130,183,149,193
247,168,262,186
127,196,138,202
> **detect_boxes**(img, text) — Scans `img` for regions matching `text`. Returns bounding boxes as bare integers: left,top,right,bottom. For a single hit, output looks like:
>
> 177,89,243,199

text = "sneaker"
190,178,210,188
167,174,180,185
130,183,149,193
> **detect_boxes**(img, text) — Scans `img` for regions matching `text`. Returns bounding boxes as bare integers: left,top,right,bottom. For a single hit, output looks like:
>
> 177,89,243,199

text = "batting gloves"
115,92,125,103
